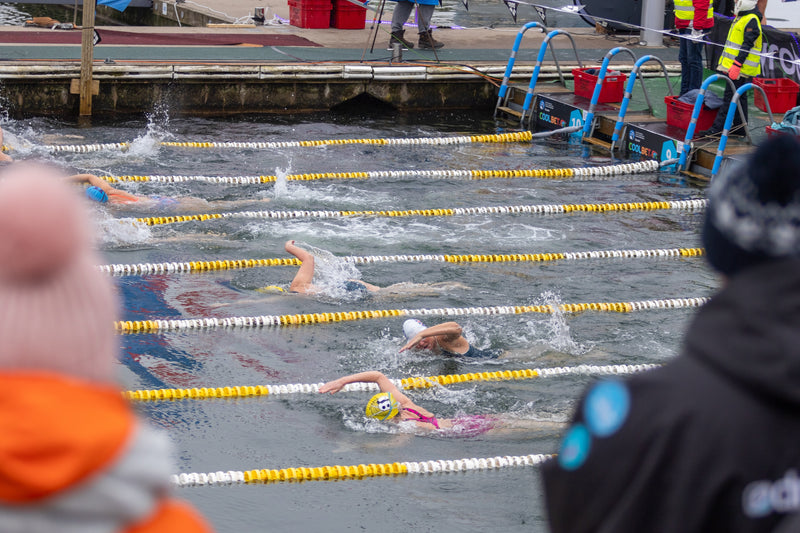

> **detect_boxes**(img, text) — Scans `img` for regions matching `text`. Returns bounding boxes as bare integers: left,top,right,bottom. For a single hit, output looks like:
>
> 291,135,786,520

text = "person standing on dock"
699,0,763,137
540,134,800,532
674,0,714,96
387,0,444,50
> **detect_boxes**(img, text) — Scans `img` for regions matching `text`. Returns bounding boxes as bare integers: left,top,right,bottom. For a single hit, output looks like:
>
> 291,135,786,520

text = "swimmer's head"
365,392,400,421
256,285,286,294
403,319,427,340
85,185,108,204
403,318,437,350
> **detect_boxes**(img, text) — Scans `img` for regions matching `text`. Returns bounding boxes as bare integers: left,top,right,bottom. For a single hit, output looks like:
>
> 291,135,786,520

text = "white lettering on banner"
764,43,799,80
743,469,800,518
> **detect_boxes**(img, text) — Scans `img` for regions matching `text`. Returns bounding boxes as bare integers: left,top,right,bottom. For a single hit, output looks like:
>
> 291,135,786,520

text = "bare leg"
285,240,316,293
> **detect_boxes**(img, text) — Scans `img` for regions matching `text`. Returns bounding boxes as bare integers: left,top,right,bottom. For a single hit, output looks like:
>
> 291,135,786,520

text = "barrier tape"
124,363,659,401
43,131,534,154
99,247,704,276
135,199,708,227
115,298,708,333
172,453,555,487
102,160,659,184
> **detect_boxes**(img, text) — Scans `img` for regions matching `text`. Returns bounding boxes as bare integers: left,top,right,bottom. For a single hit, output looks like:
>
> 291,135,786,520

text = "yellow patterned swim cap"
256,285,286,293
365,392,400,421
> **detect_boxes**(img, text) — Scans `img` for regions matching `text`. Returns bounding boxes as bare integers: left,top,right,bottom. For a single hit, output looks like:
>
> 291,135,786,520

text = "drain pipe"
640,0,666,46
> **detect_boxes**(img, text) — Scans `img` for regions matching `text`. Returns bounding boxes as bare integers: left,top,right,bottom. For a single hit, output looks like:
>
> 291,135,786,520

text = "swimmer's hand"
319,378,345,394
399,336,421,353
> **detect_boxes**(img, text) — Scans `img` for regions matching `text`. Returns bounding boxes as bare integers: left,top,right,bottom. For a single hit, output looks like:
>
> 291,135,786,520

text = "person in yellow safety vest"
699,0,763,137
674,0,714,96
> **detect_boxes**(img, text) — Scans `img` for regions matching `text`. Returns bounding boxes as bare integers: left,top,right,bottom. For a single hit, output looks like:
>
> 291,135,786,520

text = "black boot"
418,29,444,49
388,30,413,50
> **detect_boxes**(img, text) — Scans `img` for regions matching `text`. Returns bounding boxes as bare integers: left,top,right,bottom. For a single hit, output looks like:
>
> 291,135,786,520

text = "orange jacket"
0,372,213,532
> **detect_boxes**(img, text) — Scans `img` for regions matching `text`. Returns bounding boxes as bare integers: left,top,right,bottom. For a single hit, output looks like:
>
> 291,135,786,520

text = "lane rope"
172,453,555,487
43,131,534,154
135,199,708,227
99,246,704,276
115,298,709,333
124,363,659,401
100,160,659,184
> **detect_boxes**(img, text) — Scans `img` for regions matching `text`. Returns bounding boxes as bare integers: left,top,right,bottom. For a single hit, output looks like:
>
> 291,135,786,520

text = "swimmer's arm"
399,322,465,353
319,371,413,405
67,173,114,192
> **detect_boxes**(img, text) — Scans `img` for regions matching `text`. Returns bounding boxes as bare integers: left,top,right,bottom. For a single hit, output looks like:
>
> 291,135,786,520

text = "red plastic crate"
665,95,717,136
288,0,331,28
753,78,800,114
331,0,366,29
572,68,626,103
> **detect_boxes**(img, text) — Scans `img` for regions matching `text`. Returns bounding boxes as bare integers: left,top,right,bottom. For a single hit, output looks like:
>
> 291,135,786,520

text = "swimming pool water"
3,110,716,532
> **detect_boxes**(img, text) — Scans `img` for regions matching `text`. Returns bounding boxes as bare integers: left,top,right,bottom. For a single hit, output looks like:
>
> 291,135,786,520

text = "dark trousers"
711,75,750,132
678,29,705,96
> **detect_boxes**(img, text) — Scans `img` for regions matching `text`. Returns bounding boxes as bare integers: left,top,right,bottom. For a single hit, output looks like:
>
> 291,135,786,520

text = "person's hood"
0,373,133,503
685,259,800,407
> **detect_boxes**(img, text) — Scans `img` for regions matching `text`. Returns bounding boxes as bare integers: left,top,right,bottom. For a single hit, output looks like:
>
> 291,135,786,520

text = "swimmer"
400,318,500,359
319,371,563,436
68,173,271,211
285,239,380,296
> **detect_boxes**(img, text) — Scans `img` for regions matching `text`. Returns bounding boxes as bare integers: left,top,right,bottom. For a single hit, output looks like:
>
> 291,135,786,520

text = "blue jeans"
678,29,705,96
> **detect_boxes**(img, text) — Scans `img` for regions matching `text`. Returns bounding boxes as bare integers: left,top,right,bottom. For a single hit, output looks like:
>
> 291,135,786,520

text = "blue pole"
497,22,542,101
679,74,720,169
581,48,620,138
611,55,651,145
521,30,564,118
711,82,754,177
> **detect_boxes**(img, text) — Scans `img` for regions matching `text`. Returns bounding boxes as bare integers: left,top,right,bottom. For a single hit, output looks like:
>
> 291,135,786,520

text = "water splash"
272,166,290,199
539,290,588,356
94,211,152,246
126,107,173,157
294,240,367,302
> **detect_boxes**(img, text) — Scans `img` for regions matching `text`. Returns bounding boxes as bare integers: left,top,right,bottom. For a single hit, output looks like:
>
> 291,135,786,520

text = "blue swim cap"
85,185,108,204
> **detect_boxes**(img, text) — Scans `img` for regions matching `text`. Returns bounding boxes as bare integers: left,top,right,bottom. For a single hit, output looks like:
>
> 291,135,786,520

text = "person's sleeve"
693,0,711,30
540,379,653,533
736,18,761,63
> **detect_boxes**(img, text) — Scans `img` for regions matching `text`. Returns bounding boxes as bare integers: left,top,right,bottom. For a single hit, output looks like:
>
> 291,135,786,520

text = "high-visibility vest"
719,13,763,77
674,0,714,22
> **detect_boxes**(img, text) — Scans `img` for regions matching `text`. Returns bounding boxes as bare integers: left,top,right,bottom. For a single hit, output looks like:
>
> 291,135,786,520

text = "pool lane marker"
99,247,704,276
115,297,709,334
172,453,555,487
134,198,708,227
124,363,659,402
44,131,534,154
101,160,660,184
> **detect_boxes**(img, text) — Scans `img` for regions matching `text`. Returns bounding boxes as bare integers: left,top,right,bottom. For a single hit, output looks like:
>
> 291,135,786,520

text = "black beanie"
703,134,800,276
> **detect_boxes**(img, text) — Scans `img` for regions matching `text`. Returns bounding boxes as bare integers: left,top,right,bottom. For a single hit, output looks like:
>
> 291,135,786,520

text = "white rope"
116,300,709,332
170,453,556,487
105,159,660,184
98,246,702,276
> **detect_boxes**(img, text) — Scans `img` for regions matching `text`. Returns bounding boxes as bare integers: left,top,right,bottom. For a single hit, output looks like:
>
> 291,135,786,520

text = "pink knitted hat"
0,164,119,383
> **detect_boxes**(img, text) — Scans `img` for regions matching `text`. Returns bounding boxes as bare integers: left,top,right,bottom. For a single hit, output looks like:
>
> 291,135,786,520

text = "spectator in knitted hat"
0,163,213,533
541,135,800,533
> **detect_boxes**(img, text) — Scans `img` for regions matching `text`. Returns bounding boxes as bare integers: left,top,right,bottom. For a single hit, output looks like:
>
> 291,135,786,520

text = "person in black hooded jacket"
541,134,800,533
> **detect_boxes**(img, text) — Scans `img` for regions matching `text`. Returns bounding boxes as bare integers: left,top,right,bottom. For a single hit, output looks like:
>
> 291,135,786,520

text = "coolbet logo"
743,469,800,518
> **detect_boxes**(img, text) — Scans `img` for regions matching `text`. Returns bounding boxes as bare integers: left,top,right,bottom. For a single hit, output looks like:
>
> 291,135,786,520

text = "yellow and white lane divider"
43,131,534,154
124,363,659,401
115,298,708,333
135,199,708,227
102,160,660,184
172,453,555,487
99,246,704,276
